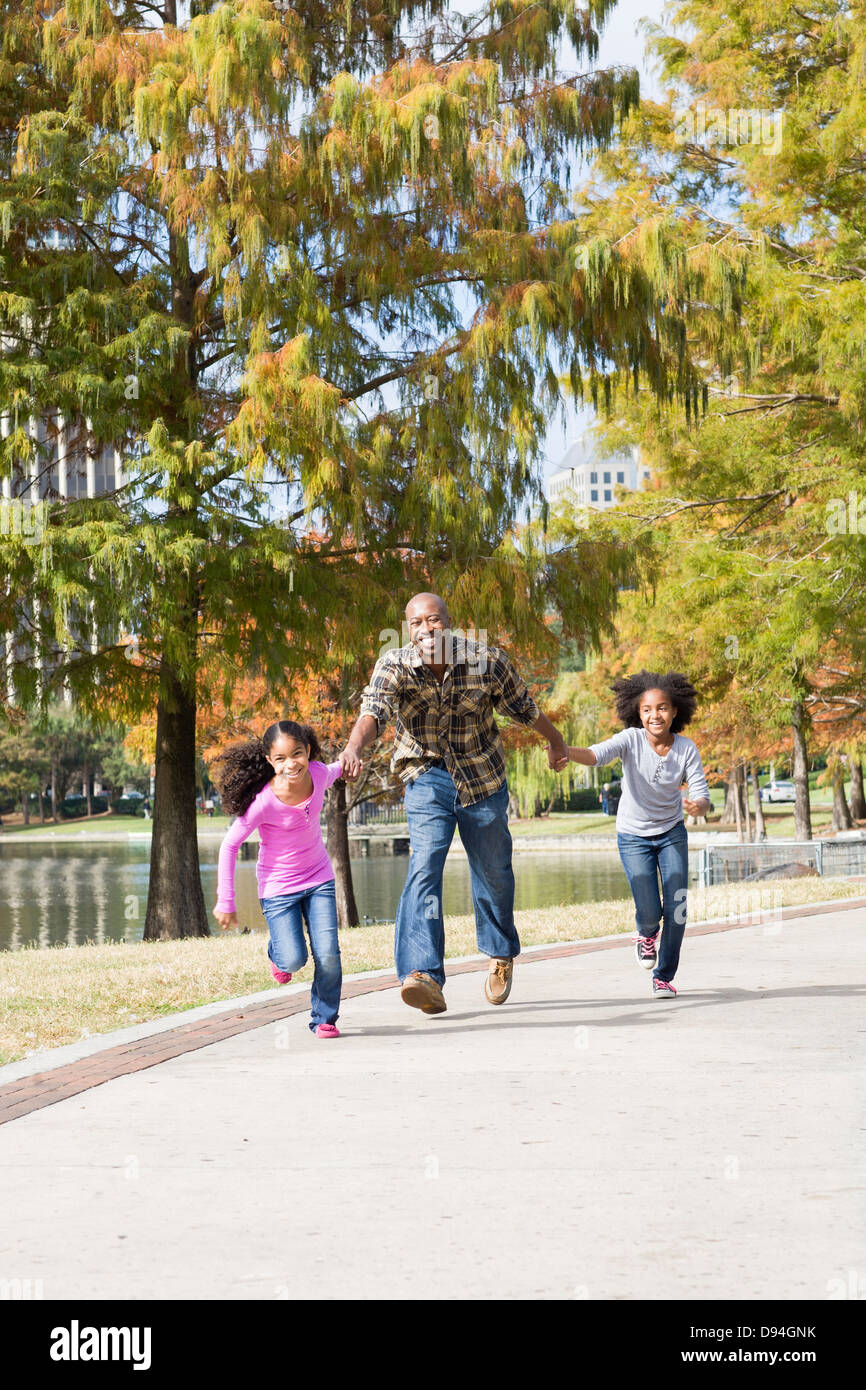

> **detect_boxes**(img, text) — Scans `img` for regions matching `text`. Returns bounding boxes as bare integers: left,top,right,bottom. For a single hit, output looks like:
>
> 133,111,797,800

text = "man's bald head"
405,592,450,624
404,593,452,667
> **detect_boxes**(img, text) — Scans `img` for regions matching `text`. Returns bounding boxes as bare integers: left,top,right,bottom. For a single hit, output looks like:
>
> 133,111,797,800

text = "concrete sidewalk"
0,904,863,1300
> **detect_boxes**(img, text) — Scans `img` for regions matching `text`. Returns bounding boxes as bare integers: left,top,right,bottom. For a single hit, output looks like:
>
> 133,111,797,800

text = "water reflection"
0,839,693,953
0,844,151,952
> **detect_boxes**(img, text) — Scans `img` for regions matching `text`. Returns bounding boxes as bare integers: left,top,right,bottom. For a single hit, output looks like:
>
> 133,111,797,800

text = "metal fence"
697,838,866,886
348,801,407,826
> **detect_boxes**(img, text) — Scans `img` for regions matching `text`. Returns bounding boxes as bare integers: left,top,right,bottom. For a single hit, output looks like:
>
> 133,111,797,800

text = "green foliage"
0,725,46,813
505,668,612,815
100,742,150,799
0,0,745,734
555,0,866,768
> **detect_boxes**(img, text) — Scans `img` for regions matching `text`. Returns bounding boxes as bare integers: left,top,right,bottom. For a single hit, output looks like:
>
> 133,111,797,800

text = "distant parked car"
760,781,796,803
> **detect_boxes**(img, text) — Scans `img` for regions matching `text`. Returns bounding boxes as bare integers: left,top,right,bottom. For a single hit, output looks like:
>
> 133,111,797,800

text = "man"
339,593,567,1015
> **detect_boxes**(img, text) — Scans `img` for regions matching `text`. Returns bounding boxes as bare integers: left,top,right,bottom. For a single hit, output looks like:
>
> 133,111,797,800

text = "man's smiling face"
405,594,450,666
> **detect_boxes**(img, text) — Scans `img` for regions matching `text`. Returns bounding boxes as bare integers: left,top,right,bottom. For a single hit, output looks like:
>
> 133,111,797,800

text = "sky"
539,0,669,482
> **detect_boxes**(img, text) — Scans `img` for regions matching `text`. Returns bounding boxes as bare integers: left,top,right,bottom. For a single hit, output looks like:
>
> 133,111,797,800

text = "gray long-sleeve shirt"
589,726,710,836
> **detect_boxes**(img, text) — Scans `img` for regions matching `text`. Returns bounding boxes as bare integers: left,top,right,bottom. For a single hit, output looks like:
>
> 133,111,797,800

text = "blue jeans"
260,880,342,1030
395,766,520,986
617,821,689,983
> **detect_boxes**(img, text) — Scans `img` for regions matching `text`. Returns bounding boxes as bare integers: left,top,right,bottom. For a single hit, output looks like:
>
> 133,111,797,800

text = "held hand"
547,742,569,772
339,745,363,782
682,798,706,818
213,907,238,931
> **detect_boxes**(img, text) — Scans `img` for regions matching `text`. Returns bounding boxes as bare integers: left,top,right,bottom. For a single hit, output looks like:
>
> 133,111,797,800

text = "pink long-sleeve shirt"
215,760,343,913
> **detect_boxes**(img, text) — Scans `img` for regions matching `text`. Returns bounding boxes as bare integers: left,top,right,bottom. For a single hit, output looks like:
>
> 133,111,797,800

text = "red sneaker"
314,1023,340,1039
270,960,292,985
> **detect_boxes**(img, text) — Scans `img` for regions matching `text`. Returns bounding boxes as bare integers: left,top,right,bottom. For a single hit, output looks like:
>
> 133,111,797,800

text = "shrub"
60,794,109,818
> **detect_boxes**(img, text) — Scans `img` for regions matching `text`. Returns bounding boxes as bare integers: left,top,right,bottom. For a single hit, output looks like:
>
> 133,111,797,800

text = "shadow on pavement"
347,982,866,1035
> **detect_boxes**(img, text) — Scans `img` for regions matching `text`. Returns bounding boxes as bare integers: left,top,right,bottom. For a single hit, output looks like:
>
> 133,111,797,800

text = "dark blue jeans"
395,766,520,986
260,880,342,1030
617,821,689,984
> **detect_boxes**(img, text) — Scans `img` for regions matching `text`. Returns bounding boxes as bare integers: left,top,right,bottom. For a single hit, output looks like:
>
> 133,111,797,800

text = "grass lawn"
1,809,613,840
0,813,231,837
503,802,853,839
0,874,862,1066
506,812,615,836
0,795,860,844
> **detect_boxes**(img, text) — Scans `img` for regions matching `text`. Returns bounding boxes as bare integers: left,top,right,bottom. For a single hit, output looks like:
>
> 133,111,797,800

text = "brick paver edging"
1,896,863,1127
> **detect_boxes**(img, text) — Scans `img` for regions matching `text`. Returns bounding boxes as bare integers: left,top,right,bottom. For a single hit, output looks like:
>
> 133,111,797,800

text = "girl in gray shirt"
556,671,711,998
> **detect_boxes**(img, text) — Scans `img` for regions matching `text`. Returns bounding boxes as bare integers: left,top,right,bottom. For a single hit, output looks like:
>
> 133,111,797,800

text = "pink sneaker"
270,960,292,985
314,1023,340,1039
652,978,677,998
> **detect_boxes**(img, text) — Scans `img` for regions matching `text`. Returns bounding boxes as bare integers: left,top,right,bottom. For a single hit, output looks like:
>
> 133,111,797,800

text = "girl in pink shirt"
211,720,344,1038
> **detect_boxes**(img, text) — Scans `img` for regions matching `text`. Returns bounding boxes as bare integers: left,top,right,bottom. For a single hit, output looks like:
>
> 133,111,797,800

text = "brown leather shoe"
484,957,513,1005
400,970,447,1014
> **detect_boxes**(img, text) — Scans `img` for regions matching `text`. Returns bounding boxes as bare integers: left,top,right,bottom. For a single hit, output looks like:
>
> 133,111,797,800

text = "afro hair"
611,670,698,734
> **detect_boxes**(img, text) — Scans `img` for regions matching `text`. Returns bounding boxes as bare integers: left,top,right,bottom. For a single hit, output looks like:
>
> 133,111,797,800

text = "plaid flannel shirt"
358,633,541,806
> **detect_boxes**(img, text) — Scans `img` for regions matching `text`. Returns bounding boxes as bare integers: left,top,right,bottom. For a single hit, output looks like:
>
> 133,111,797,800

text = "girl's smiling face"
266,733,310,785
639,688,676,740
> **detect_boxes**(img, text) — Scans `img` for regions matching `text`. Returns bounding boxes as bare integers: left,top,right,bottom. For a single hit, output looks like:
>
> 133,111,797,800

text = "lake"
0,839,700,952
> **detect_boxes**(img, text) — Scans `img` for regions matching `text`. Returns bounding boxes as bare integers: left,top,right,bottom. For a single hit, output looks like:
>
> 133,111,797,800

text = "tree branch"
341,336,467,400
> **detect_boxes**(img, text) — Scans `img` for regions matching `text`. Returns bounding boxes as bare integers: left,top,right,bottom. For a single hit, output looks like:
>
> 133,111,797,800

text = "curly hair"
208,720,323,816
611,670,698,734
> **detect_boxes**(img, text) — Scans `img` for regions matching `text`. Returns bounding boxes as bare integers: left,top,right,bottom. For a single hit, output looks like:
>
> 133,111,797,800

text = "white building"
0,414,123,504
2,414,123,706
548,439,651,509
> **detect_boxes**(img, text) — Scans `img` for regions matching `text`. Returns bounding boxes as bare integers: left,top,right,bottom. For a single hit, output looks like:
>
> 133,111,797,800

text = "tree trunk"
51,758,58,824
21,791,29,825
741,762,752,841
791,697,812,841
84,757,92,816
750,763,766,840
143,665,209,939
56,765,70,805
325,778,360,929
848,758,866,820
732,762,744,843
723,765,745,825
832,763,853,831
139,191,210,940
